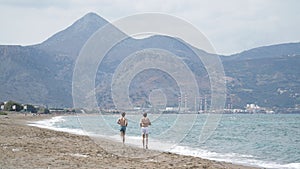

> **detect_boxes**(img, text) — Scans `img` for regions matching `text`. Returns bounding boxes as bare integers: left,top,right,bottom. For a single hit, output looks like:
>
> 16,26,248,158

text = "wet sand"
0,113,259,169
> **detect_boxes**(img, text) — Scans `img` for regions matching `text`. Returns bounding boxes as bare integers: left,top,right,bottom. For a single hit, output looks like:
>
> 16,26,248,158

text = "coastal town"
1,100,299,115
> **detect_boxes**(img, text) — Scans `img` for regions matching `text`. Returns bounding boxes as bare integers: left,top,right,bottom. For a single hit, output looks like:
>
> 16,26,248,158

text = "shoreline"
0,113,259,169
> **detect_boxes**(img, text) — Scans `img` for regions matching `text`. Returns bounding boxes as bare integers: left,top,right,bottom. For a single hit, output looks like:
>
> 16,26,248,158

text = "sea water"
29,114,300,169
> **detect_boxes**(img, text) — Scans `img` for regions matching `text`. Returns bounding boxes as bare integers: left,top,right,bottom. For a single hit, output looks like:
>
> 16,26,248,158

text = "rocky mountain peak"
36,12,108,58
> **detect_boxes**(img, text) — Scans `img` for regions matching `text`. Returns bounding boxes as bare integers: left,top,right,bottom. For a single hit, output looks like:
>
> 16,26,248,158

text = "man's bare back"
118,117,127,126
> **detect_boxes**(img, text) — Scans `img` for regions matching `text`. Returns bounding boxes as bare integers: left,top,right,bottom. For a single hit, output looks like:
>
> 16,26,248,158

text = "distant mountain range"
222,43,300,108
0,12,299,109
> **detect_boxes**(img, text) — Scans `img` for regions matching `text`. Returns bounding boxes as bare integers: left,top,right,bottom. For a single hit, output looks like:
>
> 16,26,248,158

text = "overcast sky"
0,0,299,55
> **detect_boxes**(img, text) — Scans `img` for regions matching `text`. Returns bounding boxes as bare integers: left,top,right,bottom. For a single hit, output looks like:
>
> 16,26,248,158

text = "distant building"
49,108,65,114
166,107,177,111
246,103,266,113
133,107,141,110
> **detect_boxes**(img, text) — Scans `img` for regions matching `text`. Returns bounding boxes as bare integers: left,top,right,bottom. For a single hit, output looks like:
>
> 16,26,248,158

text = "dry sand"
0,113,260,169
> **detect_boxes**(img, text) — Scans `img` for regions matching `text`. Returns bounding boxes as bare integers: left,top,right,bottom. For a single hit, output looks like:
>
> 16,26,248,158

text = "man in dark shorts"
117,112,128,144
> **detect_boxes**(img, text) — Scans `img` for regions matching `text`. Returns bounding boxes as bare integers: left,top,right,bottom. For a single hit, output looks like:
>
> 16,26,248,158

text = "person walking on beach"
140,112,151,149
117,112,128,144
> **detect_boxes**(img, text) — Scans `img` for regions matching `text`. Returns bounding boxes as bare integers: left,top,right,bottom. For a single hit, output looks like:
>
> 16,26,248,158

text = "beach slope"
0,114,258,169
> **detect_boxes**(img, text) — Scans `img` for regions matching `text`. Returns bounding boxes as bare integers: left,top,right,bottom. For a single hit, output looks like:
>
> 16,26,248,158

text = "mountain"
220,43,300,108
0,45,70,106
223,42,300,60
0,12,299,109
35,12,108,60
0,12,108,107
93,35,212,109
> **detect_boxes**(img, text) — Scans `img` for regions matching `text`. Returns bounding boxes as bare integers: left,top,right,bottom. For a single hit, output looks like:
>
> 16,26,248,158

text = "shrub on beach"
0,111,8,115
38,107,50,114
3,101,22,111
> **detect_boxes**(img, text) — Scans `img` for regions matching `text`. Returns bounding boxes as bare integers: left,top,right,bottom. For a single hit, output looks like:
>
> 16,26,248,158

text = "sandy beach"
0,113,259,169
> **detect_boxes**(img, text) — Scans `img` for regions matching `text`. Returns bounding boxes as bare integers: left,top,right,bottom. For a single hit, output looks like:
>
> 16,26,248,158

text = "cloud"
0,0,71,9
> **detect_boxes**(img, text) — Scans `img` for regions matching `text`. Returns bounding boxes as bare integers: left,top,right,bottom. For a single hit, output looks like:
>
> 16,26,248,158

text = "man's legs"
121,131,125,144
142,133,145,148
145,134,148,149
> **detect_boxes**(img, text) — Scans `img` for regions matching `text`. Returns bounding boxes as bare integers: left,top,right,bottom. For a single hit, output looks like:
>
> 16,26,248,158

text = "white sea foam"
95,134,300,169
89,134,177,151
281,163,300,169
28,116,88,136
169,145,300,169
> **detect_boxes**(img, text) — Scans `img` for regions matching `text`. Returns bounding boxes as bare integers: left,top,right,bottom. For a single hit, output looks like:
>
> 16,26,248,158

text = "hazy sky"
0,0,299,55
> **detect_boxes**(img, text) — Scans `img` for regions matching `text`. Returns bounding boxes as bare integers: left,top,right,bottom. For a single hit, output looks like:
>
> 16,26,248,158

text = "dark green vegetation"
2,100,22,111
0,13,299,109
0,112,7,115
0,100,48,113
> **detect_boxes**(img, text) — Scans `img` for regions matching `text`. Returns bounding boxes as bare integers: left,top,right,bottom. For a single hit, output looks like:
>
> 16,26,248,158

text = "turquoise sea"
29,114,300,169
